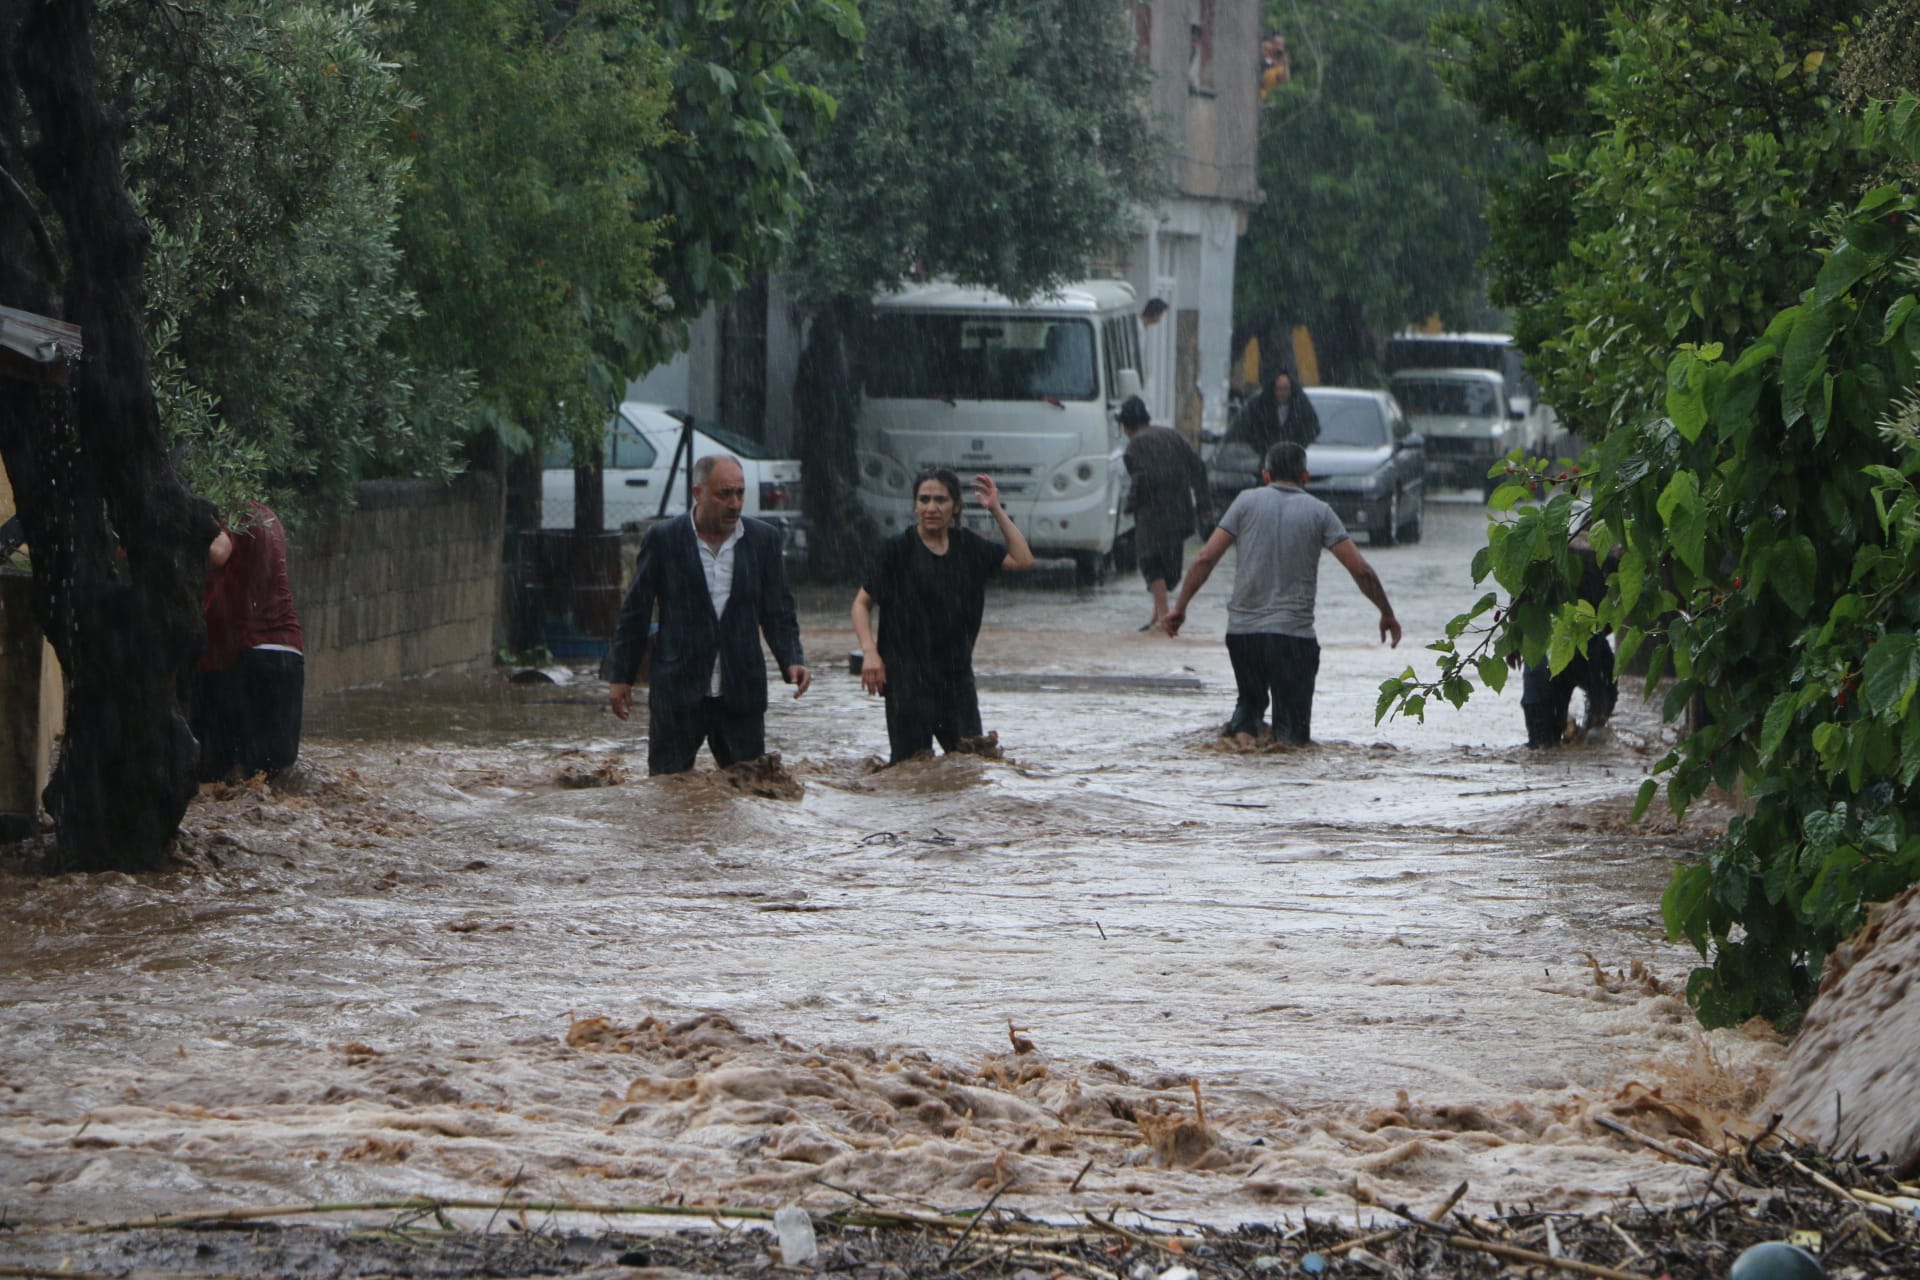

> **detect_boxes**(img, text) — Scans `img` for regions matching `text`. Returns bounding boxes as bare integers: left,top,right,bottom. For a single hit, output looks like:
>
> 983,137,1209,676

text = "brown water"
0,498,1779,1229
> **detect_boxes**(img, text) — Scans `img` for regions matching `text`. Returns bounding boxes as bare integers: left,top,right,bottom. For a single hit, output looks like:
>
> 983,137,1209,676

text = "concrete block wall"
288,473,505,695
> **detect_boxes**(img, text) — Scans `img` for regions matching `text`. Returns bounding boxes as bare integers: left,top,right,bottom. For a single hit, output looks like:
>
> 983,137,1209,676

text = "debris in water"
773,1204,818,1265
954,731,1003,759
721,753,803,799
554,755,626,789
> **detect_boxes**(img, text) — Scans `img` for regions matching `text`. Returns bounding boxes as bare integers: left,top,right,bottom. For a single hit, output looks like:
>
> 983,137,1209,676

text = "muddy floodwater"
0,498,1778,1232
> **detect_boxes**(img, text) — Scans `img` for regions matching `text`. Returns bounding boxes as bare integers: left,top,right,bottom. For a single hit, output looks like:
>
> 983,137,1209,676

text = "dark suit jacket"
608,515,804,714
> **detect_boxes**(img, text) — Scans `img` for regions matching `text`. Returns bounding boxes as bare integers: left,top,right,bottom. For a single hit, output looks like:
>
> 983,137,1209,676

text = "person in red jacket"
194,502,304,781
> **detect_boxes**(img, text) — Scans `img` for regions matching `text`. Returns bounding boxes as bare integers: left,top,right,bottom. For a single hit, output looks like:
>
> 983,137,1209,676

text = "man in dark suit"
608,455,811,775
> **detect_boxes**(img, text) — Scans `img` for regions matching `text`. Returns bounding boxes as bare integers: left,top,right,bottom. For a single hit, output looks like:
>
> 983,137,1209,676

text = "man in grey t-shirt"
1165,441,1401,744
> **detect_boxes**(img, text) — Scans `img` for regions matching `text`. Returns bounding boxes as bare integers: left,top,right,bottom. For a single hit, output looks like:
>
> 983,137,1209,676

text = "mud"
1768,881,1920,1175
0,500,1786,1234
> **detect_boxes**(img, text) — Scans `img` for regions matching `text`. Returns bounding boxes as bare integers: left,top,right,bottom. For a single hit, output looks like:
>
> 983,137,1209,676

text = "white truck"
1384,332,1558,495
851,280,1144,583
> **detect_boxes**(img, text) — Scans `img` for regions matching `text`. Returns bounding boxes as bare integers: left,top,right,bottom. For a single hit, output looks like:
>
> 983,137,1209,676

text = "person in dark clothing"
1522,638,1617,747
850,468,1036,763
608,454,810,775
1119,395,1212,632
1227,369,1320,458
1517,540,1619,747
195,502,304,781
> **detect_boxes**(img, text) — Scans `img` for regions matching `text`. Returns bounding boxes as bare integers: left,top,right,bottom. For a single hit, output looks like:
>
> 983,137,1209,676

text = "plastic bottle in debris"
773,1205,818,1266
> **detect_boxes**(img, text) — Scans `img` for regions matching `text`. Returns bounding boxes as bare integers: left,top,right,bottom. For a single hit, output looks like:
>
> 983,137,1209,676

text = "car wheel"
1399,484,1424,544
1372,489,1399,547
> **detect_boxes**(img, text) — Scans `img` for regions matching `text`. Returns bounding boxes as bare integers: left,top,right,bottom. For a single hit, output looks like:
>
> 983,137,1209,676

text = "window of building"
1187,0,1214,93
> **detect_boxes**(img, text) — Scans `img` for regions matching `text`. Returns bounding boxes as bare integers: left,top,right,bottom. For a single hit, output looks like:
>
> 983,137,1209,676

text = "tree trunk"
793,298,874,582
1,0,218,871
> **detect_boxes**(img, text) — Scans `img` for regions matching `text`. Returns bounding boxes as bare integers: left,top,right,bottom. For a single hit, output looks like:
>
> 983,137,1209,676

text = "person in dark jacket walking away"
608,454,810,775
1119,396,1213,633
850,468,1035,764
1228,369,1320,457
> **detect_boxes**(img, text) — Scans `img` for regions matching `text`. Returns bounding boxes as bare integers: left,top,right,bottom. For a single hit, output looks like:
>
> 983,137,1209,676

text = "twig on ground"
937,1181,1013,1272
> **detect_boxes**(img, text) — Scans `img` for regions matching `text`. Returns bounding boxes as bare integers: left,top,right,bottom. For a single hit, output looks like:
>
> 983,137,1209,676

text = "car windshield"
690,418,776,459
1308,395,1389,447
861,314,1100,401
1393,378,1500,417
540,411,779,468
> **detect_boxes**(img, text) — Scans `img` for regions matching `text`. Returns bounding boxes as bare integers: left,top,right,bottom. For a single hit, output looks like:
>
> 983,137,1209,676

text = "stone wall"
288,474,504,695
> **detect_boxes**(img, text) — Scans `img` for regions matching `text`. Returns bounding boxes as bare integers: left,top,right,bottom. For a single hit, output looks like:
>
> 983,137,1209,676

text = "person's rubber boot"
1524,703,1562,748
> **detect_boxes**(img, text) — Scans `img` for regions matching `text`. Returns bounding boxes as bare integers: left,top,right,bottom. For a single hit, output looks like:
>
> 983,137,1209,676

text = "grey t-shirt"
1216,482,1350,637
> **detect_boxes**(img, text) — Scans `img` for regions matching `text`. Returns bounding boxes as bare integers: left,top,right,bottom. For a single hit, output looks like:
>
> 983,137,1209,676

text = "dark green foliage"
1380,75,1920,1028
105,0,467,519
1236,0,1511,380
1440,0,1866,439
785,0,1161,305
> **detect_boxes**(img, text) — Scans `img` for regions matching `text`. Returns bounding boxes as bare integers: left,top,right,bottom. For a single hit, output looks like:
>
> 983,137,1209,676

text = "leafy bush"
1381,96,1920,1028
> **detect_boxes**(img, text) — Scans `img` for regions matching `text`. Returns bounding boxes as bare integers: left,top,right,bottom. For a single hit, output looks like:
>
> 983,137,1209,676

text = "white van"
852,280,1143,582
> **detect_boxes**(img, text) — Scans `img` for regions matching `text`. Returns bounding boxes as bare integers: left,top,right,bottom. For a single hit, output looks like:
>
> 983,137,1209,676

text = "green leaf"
1862,634,1920,719
1813,239,1878,304
1631,778,1659,823
1548,622,1576,676
1488,483,1532,512
1477,654,1510,694
1759,692,1796,759
1662,861,1713,954
1885,294,1918,344
1780,306,1834,428
1656,470,1700,525
1667,351,1707,441
1769,535,1818,617
1616,545,1647,615
1668,502,1708,577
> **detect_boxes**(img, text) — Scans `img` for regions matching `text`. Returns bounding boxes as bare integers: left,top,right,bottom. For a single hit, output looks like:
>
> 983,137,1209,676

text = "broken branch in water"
1591,1112,1712,1166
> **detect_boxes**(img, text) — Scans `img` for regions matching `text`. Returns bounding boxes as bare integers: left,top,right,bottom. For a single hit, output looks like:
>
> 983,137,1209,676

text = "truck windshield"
863,315,1099,401
1393,378,1500,418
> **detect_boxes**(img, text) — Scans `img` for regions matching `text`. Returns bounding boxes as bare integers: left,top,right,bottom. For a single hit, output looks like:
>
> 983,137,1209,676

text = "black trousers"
1224,632,1321,745
193,648,305,781
884,673,983,764
1521,634,1617,747
648,696,765,775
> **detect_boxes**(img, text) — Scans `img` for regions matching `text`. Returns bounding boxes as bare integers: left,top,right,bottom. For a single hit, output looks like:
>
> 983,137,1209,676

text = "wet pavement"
0,496,1777,1231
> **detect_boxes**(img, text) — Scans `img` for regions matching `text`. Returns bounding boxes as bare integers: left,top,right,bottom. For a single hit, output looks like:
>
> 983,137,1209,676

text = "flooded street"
0,498,1776,1230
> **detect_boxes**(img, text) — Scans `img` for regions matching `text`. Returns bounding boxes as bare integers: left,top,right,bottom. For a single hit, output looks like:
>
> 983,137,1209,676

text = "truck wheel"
1072,550,1107,588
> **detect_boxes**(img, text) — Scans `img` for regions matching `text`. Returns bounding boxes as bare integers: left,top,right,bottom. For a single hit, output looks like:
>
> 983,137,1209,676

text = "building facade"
1123,0,1262,443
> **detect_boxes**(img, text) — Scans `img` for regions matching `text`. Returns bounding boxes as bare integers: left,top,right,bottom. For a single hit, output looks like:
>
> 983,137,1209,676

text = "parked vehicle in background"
541,402,807,558
1383,331,1557,491
1205,387,1425,546
851,279,1142,584
1389,368,1520,497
